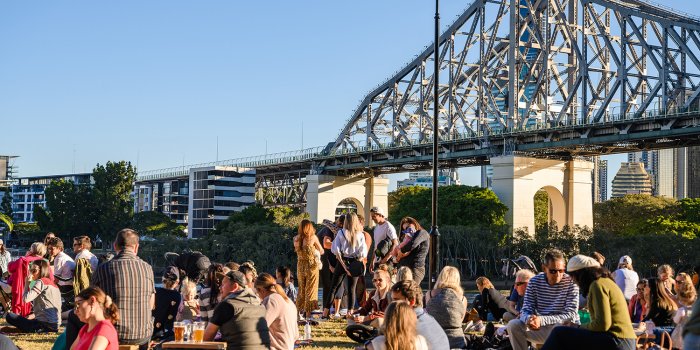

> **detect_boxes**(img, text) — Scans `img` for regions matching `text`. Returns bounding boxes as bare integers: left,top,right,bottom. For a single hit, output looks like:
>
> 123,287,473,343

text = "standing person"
293,219,323,318
369,207,398,271
365,302,429,350
204,270,270,349
425,266,467,349
613,255,639,302
355,214,373,312
73,236,99,271
629,279,648,323
506,249,580,350
91,229,155,350
152,267,181,341
319,216,344,318
0,239,11,276
5,260,61,333
71,286,120,350
326,213,367,318
541,255,636,350
395,217,430,285
390,280,450,350
199,263,226,325
46,237,76,311
255,273,299,350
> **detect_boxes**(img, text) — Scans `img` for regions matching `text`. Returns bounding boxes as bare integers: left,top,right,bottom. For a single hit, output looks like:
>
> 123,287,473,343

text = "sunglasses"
636,288,644,292
548,269,566,274
372,279,384,283
515,281,528,286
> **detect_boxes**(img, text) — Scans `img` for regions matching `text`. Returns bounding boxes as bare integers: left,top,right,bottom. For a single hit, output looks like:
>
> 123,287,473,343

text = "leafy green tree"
389,185,508,228
39,179,97,236
131,211,186,237
534,190,549,231
92,161,136,240
1,188,13,219
593,194,678,235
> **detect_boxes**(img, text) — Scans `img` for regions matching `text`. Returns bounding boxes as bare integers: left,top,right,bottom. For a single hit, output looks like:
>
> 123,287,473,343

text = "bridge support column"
491,156,593,234
306,175,389,226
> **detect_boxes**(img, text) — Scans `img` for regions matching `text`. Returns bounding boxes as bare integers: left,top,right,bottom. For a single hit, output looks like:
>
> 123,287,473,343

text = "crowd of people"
0,207,699,350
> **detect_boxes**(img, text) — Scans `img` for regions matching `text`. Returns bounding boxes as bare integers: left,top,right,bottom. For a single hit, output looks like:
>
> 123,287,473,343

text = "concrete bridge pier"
306,175,389,225
491,155,594,234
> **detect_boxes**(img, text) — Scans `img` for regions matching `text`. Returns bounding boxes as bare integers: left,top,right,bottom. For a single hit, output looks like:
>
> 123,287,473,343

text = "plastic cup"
192,321,205,342
174,322,185,342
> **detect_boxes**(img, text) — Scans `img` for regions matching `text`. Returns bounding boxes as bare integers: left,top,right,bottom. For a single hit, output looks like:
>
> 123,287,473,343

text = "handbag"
313,249,323,270
346,258,366,277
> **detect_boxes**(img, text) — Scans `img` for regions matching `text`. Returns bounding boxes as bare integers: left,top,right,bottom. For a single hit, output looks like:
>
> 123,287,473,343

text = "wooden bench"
118,346,138,350
162,341,227,349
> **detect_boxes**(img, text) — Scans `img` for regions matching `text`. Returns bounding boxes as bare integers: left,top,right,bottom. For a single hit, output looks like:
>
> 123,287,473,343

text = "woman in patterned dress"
294,219,323,318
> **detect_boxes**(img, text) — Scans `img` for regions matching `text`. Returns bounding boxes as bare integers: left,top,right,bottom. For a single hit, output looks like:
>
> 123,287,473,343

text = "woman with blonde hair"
365,301,428,350
475,276,516,321
325,213,367,318
425,266,467,349
71,286,120,350
255,273,299,350
658,264,677,296
293,219,323,318
396,266,413,282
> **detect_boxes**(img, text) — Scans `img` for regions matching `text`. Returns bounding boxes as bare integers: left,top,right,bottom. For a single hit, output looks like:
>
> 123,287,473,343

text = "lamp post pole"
428,0,441,291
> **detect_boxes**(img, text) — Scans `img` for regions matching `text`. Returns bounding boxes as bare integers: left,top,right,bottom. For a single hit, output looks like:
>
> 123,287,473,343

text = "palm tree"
0,213,13,232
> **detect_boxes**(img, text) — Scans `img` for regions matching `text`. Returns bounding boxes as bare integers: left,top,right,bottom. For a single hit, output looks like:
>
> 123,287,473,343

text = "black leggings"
325,259,360,311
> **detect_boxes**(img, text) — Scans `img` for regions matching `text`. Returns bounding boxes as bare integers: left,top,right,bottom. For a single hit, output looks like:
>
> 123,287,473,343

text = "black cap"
225,270,248,287
163,266,179,281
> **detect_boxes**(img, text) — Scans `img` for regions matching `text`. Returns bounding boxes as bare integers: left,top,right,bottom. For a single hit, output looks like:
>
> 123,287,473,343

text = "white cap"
619,255,632,265
370,206,385,217
567,255,601,272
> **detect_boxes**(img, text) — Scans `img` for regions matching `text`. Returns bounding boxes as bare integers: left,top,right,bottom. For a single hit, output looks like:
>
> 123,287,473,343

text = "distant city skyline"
0,1,686,191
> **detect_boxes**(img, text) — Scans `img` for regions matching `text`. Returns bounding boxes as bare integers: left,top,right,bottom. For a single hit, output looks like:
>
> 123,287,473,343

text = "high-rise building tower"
592,157,608,202
611,162,653,198
481,165,493,189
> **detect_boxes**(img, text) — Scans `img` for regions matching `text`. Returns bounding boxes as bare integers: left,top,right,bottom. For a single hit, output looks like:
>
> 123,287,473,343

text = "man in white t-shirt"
369,206,398,271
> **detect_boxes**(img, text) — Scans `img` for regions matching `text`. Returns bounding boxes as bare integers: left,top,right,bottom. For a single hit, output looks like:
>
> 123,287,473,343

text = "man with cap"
369,206,398,272
541,255,636,350
506,249,579,350
205,270,271,349
613,255,639,302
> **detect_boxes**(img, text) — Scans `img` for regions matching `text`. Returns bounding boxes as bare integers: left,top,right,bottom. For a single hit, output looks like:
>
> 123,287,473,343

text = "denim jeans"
541,326,635,350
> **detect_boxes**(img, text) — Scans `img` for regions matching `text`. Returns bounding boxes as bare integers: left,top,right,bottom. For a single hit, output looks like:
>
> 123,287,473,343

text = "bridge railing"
137,107,699,180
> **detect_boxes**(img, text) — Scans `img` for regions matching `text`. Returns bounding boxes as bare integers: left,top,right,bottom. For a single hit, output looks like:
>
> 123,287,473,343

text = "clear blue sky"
0,0,688,192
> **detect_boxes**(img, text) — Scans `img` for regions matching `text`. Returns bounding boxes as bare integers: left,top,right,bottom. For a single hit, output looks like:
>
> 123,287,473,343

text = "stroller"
501,255,538,280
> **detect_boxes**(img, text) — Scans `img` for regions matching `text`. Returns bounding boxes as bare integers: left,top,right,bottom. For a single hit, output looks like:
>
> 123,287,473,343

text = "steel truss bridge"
138,0,700,207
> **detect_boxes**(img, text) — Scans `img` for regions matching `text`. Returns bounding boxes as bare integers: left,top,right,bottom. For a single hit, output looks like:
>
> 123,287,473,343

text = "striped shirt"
519,272,580,326
199,286,218,324
92,250,155,344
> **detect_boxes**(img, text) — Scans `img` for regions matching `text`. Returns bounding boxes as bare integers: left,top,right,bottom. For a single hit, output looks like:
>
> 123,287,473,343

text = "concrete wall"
306,175,389,226
491,156,593,234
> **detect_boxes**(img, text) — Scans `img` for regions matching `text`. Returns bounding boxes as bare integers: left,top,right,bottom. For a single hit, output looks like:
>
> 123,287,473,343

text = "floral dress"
295,240,320,314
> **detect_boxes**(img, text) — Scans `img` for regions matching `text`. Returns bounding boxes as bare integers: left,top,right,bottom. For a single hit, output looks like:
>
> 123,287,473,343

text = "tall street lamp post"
428,0,441,291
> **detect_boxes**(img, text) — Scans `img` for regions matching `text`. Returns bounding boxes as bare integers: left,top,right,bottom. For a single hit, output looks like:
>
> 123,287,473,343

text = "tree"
593,194,678,235
388,185,508,228
131,211,186,237
92,161,136,240
38,179,98,236
1,188,13,219
533,190,549,231
0,213,12,232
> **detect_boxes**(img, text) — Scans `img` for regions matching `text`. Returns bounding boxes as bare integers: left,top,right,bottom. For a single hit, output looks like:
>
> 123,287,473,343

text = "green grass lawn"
2,318,357,350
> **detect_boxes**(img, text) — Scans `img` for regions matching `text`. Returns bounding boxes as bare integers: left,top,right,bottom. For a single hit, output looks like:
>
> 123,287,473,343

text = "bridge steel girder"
327,0,700,156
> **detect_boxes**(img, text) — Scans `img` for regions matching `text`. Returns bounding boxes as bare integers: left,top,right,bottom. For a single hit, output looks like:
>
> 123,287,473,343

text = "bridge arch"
492,155,593,234
335,197,365,219
306,175,389,226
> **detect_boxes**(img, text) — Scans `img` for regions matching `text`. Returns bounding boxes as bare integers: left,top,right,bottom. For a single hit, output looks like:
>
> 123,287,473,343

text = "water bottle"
304,321,312,340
